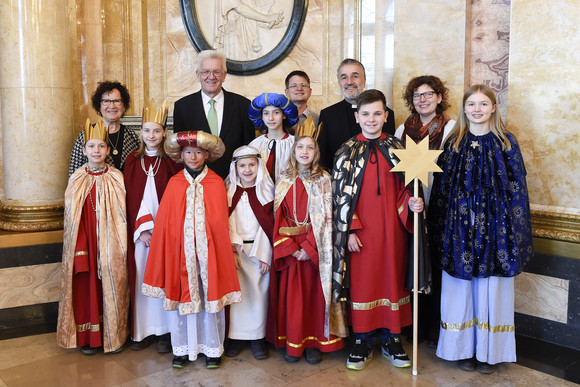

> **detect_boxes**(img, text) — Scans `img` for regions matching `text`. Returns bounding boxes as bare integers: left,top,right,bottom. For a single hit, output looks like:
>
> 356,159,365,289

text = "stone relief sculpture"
214,0,286,60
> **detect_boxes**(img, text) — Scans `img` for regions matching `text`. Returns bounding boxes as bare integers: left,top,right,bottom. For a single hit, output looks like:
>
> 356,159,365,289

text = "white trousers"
436,271,516,364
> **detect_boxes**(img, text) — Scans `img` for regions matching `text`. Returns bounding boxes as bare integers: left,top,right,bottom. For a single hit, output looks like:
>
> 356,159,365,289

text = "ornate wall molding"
531,210,580,244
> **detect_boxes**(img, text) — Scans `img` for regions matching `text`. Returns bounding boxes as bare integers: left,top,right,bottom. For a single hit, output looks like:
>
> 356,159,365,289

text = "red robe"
72,182,103,348
124,152,182,334
142,168,241,313
269,178,343,356
349,134,413,334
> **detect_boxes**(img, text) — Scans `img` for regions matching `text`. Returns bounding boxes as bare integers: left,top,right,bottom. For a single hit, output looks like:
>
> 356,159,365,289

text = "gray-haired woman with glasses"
68,81,139,176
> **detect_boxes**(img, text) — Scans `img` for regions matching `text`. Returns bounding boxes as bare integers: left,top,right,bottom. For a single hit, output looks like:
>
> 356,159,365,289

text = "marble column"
0,0,73,231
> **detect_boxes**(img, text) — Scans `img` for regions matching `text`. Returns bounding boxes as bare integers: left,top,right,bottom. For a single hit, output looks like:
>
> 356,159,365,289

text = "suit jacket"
173,89,255,178
318,99,395,169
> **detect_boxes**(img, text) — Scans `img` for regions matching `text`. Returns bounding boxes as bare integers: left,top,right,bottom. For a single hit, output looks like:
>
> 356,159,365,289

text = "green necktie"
208,99,218,136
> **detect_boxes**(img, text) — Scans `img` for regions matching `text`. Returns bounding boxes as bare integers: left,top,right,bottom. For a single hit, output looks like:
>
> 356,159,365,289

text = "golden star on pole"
390,137,443,186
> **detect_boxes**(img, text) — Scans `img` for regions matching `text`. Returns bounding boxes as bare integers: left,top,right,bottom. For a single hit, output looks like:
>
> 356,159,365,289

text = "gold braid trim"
350,295,410,311
278,335,342,348
440,317,515,333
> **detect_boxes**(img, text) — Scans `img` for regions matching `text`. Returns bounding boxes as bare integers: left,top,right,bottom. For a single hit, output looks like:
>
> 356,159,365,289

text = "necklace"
141,156,161,176
109,129,121,155
88,179,100,212
292,178,310,226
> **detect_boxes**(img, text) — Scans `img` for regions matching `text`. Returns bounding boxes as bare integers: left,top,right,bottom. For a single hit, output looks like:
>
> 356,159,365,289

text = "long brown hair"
447,84,511,152
282,136,324,180
134,123,169,158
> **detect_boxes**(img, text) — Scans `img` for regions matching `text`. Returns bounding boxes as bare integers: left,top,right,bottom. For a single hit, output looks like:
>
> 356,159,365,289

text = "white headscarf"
225,145,275,206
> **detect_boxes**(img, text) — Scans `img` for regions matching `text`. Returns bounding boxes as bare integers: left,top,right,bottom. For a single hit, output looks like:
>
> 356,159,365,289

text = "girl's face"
464,92,496,126
141,122,166,152
412,83,442,120
83,139,110,168
262,105,285,131
181,146,208,170
236,157,258,187
295,137,316,170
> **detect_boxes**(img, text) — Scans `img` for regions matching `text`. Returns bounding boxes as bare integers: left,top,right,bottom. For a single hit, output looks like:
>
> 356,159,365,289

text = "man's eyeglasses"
101,99,123,106
288,83,310,89
412,91,436,100
199,70,225,78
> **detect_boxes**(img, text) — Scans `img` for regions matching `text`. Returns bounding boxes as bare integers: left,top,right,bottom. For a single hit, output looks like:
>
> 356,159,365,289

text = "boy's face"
355,101,388,139
235,157,258,187
182,146,209,170
262,105,285,132
83,139,109,168
141,122,166,152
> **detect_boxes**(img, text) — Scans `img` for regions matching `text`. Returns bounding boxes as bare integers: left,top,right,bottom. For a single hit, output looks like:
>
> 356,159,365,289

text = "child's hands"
259,261,270,274
233,251,242,270
348,233,363,253
139,230,152,247
292,249,310,261
408,197,424,213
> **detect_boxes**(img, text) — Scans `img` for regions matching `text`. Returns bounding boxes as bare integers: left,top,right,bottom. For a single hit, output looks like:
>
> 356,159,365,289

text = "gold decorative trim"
0,203,64,232
531,210,580,243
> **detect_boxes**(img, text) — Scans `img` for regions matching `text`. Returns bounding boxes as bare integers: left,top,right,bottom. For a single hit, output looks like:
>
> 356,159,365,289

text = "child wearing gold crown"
124,100,183,353
142,131,241,369
57,119,129,355
267,121,347,365
248,93,299,184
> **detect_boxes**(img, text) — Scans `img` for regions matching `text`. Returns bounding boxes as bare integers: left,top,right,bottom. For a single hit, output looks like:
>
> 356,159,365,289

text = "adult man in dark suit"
317,59,395,169
173,50,255,178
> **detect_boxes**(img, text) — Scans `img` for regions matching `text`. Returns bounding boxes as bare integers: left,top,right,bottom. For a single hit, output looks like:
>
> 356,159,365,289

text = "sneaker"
305,348,322,364
476,361,497,374
206,356,222,369
250,339,269,360
157,333,172,353
346,339,373,370
381,336,411,368
457,357,476,372
225,339,247,357
172,355,190,369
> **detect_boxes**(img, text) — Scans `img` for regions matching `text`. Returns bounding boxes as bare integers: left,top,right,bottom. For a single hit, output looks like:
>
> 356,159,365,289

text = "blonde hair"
447,84,511,152
282,136,324,179
134,124,168,158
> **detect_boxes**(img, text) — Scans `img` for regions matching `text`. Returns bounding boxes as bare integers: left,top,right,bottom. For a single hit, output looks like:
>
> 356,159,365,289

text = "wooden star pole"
390,137,443,376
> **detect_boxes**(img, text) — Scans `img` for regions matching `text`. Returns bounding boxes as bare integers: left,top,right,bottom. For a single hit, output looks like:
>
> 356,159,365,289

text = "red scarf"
402,113,449,149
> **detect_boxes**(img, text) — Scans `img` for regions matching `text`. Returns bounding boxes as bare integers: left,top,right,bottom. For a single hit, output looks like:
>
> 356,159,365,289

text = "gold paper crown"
296,116,322,141
83,118,109,144
142,99,168,127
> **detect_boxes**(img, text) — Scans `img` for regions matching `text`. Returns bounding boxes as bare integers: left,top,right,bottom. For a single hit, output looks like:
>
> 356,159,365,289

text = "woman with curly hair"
69,81,139,176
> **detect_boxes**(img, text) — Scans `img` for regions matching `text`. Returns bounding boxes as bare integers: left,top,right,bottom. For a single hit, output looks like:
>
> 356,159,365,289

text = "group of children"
57,83,532,375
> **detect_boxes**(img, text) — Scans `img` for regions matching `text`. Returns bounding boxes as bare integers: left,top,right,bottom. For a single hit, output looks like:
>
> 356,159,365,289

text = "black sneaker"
206,356,222,369
172,355,190,369
80,345,97,356
476,361,496,374
457,357,476,372
381,336,411,368
305,348,322,364
250,339,269,360
157,333,172,353
346,339,372,370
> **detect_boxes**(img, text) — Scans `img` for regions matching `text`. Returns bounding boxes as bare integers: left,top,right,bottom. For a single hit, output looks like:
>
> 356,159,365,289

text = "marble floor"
0,333,576,387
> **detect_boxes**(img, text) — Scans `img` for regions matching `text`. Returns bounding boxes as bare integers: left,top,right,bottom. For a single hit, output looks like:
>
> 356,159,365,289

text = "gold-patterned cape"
274,171,348,338
57,165,129,352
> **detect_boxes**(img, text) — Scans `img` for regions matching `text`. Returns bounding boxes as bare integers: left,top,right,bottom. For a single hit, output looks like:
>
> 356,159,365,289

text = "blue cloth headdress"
248,93,299,127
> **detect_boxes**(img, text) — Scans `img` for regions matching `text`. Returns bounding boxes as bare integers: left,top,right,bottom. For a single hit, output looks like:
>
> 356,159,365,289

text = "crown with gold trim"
83,118,109,144
142,99,168,127
295,116,322,141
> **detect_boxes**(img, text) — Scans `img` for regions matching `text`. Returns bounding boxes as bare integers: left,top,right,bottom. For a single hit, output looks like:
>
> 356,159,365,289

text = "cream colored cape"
57,165,129,352
274,171,348,338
